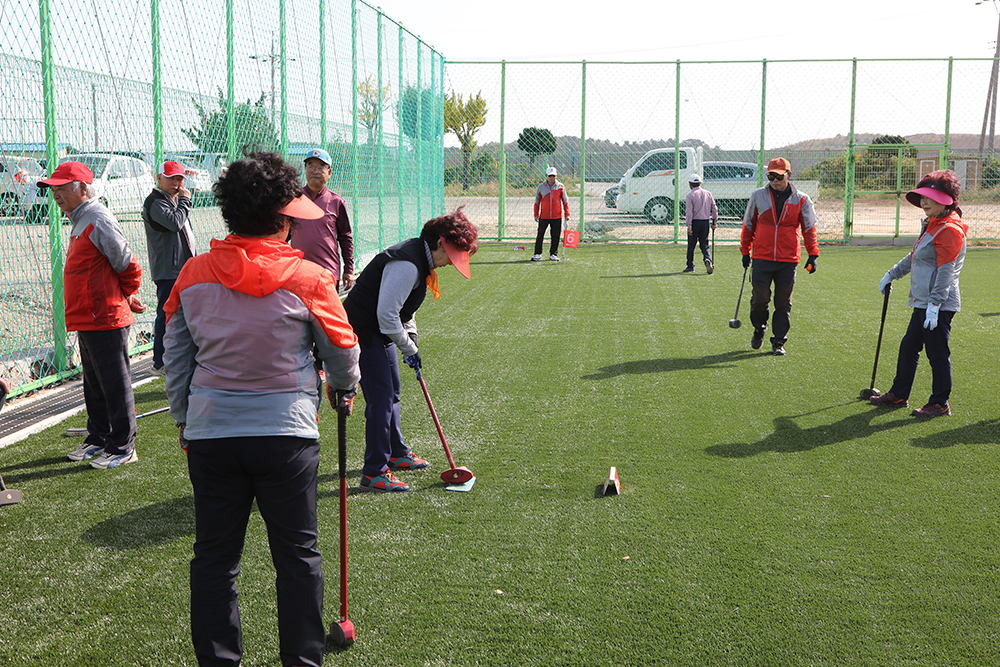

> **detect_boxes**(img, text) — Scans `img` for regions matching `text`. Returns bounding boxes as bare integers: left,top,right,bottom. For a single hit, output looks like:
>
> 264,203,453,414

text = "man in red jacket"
39,162,145,469
740,157,819,356
532,167,570,261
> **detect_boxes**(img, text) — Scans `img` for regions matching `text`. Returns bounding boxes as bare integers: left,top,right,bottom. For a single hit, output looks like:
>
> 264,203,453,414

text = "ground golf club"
414,367,475,487
860,283,892,400
729,264,748,329
328,406,355,647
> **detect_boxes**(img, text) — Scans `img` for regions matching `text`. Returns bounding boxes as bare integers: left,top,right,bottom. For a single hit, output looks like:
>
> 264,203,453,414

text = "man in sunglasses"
739,157,819,356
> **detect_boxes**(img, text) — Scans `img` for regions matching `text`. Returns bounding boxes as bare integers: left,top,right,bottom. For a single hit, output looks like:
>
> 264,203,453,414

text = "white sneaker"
151,365,166,377
89,449,138,469
549,254,560,261
530,254,542,262
67,443,104,462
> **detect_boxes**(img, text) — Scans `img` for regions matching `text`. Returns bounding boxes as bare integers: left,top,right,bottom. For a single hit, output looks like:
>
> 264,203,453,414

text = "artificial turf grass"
1,242,999,666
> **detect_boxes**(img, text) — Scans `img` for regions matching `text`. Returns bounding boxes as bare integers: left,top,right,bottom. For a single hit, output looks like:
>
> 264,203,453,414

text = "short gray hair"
73,181,95,198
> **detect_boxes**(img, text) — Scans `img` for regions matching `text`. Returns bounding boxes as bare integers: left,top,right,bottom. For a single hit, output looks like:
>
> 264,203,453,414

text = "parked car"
604,181,622,208
60,153,154,215
0,154,47,222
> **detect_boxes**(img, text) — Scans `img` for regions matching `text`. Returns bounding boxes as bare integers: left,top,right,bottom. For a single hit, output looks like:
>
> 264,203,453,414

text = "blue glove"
923,304,940,330
804,255,818,273
403,352,422,370
742,254,751,269
879,271,892,295
327,384,358,416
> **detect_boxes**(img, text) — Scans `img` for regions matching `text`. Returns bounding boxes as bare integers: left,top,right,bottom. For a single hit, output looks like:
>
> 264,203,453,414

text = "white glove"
878,271,892,295
924,303,940,330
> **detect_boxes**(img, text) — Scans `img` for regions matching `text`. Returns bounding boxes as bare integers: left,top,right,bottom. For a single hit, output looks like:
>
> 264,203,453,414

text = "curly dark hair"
420,207,479,255
213,152,302,236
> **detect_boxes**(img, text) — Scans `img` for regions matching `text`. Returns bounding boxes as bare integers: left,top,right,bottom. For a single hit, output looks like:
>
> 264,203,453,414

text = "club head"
440,466,475,485
329,619,355,647
860,388,880,400
729,319,742,329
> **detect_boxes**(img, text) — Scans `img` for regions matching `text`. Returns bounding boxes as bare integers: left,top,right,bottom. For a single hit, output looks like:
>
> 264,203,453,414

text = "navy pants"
77,327,136,455
153,279,176,369
358,338,413,477
749,259,796,346
889,308,955,406
187,435,325,667
686,219,711,269
534,218,562,256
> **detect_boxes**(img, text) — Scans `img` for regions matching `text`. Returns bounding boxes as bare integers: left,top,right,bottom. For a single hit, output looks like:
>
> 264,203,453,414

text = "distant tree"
397,86,438,143
182,90,278,155
358,75,391,145
867,134,916,160
470,152,498,184
517,127,556,165
444,91,488,190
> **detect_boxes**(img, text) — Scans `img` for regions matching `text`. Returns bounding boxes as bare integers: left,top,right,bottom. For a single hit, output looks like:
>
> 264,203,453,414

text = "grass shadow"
82,495,195,548
0,456,95,484
706,408,913,458
600,272,688,279
979,312,1000,318
910,418,1000,449
584,350,759,380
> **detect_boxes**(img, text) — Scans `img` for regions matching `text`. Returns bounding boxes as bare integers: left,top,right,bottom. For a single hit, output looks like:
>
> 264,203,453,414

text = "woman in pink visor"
343,208,478,491
869,169,968,417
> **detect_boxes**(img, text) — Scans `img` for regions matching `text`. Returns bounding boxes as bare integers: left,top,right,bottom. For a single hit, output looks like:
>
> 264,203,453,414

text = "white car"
0,154,47,222
60,153,154,215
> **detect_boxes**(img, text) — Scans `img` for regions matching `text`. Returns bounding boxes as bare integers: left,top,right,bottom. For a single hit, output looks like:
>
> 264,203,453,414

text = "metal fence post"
416,40,423,231
398,23,405,241
351,0,359,238
673,59,681,242
377,10,384,248
579,60,586,237
943,56,954,168
757,59,767,188
320,0,327,148
151,0,163,166
845,58,858,242
226,0,236,164
279,0,288,157
499,60,506,240
39,0,66,372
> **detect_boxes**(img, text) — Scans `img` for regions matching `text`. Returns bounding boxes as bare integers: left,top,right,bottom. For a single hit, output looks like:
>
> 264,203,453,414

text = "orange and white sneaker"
359,471,409,492
911,402,951,417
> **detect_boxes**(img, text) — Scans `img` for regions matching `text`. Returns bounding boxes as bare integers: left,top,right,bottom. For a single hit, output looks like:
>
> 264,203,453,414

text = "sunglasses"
767,172,787,181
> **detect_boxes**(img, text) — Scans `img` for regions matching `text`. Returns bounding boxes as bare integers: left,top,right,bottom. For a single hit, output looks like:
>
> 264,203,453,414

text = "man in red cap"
142,160,196,376
739,157,819,356
39,161,144,469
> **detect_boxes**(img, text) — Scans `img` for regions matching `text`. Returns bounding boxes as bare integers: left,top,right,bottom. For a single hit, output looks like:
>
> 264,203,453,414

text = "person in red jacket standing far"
532,167,570,262
740,157,819,356
38,161,145,468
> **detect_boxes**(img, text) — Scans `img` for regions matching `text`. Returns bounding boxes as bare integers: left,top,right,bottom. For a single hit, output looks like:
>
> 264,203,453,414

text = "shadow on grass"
979,312,1000,318
0,456,95,484
910,418,1000,449
706,408,913,458
583,350,759,379
599,272,689,279
82,495,195,548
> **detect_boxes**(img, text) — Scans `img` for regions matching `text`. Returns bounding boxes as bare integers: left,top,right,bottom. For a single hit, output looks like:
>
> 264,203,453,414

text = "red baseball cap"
159,161,185,177
37,161,94,188
442,239,471,279
767,157,792,174
277,194,323,220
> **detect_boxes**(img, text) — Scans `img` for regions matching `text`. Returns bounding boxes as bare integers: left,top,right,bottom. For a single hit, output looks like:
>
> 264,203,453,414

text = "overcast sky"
365,0,1000,63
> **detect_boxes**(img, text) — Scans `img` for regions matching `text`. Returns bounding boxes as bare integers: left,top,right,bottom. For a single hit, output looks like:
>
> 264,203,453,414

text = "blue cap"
304,148,331,166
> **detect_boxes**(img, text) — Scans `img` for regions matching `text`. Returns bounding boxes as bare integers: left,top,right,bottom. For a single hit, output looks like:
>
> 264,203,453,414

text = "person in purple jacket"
683,173,718,274
289,148,355,291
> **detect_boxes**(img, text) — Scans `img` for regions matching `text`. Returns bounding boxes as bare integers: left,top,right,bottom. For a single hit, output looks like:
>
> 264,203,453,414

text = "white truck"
612,147,820,223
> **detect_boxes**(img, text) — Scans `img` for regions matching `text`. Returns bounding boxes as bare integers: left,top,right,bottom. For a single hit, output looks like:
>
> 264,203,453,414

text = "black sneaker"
682,266,695,273
704,257,714,274
772,342,786,356
751,329,765,350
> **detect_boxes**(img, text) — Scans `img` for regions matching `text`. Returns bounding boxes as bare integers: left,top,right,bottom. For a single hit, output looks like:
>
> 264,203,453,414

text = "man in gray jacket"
142,160,196,375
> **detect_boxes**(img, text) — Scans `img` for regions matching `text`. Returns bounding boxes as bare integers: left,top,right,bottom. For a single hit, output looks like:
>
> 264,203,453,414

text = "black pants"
188,435,325,667
534,218,562,256
889,308,955,405
77,327,136,455
153,278,176,369
749,259,796,345
686,220,711,268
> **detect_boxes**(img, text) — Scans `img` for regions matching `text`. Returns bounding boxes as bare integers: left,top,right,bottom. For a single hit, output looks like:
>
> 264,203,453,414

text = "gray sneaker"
89,449,138,469
67,443,104,462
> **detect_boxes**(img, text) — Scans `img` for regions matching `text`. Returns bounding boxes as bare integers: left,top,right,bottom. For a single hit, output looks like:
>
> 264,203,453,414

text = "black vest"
344,238,430,347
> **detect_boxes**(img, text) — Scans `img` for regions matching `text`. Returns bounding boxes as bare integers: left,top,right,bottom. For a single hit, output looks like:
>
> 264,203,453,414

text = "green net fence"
442,58,1000,247
1,0,442,398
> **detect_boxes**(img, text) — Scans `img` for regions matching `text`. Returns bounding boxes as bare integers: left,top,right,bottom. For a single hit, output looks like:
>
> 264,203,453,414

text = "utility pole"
249,32,285,127
978,1,1000,154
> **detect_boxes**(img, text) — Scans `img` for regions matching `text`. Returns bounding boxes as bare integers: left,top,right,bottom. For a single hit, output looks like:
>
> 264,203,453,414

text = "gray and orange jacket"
533,180,570,220
63,198,142,331
162,234,360,440
740,184,819,263
885,212,967,311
